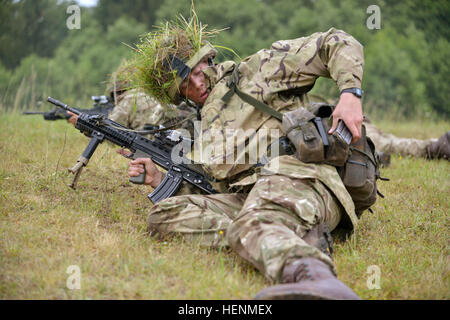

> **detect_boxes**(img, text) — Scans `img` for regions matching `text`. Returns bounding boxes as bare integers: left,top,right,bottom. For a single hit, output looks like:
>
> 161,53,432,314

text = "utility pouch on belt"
281,103,385,215
336,127,383,216
281,104,349,167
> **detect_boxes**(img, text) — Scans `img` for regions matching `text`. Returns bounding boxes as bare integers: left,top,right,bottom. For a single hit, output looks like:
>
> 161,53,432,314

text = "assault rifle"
23,95,114,121
47,96,216,203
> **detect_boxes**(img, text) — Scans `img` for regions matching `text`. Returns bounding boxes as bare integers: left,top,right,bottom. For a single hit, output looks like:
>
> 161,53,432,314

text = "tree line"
0,0,448,118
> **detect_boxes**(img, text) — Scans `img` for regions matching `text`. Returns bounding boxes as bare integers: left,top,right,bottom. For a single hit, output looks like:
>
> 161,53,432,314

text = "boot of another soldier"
254,257,361,300
377,151,391,168
427,131,450,160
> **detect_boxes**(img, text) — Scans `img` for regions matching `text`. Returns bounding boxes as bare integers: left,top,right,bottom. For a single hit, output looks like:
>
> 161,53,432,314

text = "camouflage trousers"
365,122,436,158
147,174,344,282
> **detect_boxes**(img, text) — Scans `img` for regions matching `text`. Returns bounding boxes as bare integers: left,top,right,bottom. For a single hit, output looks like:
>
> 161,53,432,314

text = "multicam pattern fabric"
147,168,343,281
109,88,174,130
198,28,361,222
365,121,436,158
226,172,342,280
147,193,245,248
145,28,365,281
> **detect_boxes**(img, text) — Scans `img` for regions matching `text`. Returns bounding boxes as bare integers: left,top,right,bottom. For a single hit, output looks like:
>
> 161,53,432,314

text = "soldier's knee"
146,201,177,238
146,212,165,238
225,218,242,249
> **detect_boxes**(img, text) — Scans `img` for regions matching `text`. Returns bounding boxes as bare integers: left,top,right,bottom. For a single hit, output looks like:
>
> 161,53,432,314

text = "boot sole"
254,280,361,300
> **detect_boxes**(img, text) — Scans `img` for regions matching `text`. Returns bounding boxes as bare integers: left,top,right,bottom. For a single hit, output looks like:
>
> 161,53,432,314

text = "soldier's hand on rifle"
328,92,363,143
116,149,163,188
67,111,78,126
128,158,164,188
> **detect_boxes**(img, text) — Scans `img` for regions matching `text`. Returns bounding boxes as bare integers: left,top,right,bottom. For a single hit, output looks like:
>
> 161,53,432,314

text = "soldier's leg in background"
147,193,246,248
226,174,343,283
365,121,436,158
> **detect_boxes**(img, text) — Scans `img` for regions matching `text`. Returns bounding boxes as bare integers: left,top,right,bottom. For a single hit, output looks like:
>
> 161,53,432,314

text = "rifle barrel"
22,111,46,115
47,97,80,115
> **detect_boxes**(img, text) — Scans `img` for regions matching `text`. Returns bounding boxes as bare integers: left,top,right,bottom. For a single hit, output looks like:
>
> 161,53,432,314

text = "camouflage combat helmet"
106,59,135,101
130,11,220,105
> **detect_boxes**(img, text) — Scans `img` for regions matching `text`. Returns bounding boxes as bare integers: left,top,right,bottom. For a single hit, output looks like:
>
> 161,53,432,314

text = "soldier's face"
180,60,209,105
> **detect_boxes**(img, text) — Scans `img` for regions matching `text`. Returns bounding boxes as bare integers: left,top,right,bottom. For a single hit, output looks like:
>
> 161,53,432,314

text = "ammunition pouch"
337,130,380,216
281,103,382,215
281,104,349,166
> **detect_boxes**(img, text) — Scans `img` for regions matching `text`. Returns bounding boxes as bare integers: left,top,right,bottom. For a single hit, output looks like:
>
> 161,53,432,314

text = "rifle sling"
221,64,283,121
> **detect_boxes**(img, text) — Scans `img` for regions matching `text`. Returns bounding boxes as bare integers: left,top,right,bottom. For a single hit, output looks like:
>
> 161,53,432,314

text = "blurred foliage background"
0,0,448,119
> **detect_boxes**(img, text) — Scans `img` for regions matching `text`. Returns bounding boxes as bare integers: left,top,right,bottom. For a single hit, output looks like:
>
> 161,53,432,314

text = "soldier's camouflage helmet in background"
105,59,136,102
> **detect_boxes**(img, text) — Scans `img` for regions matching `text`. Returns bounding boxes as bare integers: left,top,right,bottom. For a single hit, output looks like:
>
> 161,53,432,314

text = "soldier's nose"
191,76,204,90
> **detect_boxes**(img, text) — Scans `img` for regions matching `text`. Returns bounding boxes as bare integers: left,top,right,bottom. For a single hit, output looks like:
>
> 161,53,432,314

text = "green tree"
2,13,147,109
156,0,281,59
1,0,448,117
94,0,164,30
363,26,430,117
424,38,450,116
0,0,74,69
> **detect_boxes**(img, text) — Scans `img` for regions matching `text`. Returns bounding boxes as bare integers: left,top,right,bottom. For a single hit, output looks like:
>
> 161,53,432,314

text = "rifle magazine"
148,169,183,203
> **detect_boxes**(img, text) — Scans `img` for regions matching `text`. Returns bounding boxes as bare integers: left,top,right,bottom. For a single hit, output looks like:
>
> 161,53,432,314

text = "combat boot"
427,131,450,160
377,151,391,168
254,257,361,300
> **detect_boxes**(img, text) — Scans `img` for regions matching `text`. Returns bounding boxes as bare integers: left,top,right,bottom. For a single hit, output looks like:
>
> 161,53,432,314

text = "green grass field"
0,113,448,299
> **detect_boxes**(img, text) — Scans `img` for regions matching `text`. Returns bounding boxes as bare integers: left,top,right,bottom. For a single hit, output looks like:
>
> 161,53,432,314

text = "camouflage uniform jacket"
198,28,364,228
109,88,180,130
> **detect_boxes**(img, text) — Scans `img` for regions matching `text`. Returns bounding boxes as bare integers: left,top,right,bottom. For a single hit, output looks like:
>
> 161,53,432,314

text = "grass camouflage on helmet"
106,59,136,101
129,9,222,105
